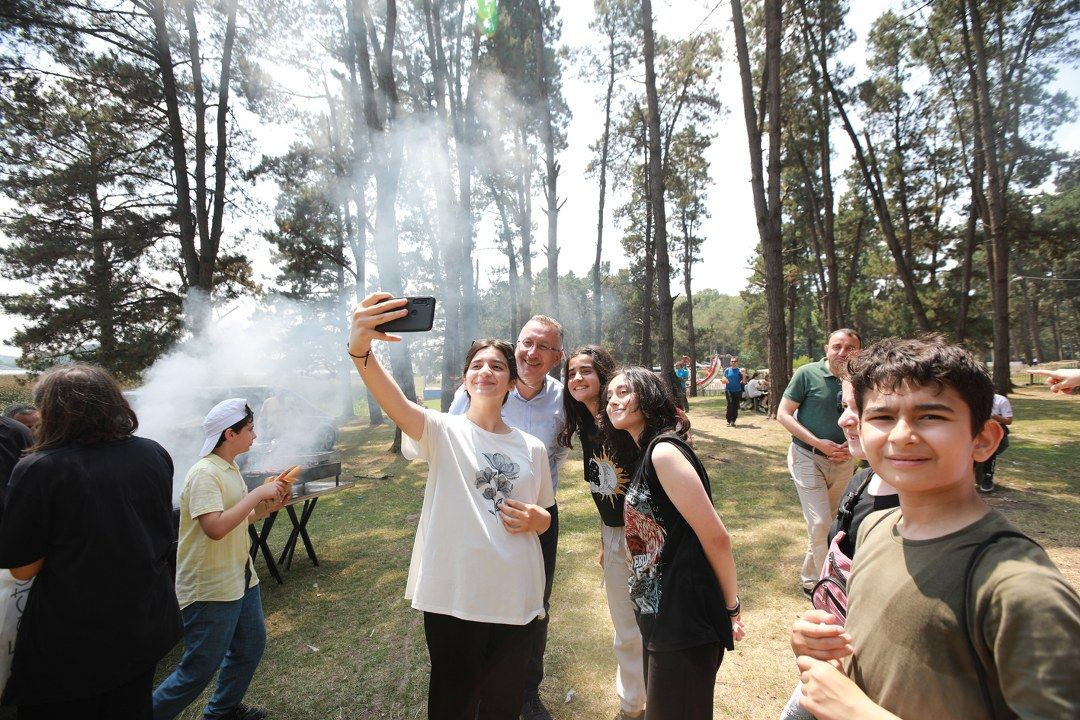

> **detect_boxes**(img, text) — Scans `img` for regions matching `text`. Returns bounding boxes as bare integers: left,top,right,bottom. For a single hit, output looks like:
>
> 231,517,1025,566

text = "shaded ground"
154,384,1078,719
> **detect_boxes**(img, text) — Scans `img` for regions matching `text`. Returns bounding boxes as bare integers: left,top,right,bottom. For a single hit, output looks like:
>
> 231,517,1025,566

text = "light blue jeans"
152,585,266,720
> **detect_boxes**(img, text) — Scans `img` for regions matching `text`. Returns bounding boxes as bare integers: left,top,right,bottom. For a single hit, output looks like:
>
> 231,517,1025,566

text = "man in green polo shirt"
777,328,861,597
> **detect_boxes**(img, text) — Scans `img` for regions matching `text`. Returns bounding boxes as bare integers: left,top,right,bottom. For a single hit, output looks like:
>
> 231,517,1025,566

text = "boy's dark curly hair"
598,365,691,473
848,334,994,436
558,345,617,449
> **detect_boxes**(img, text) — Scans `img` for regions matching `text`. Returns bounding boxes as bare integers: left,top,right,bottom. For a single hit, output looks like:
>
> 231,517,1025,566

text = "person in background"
558,346,646,720
977,393,1012,493
720,357,747,426
793,336,1080,719
744,372,766,413
673,357,690,412
351,293,553,719
447,315,569,720
1,405,39,436
601,367,745,720
153,400,289,720
777,329,861,598
0,365,181,719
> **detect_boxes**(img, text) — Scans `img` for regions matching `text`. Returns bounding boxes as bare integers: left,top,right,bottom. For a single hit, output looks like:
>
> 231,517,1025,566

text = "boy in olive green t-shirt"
790,337,1080,719
153,399,288,720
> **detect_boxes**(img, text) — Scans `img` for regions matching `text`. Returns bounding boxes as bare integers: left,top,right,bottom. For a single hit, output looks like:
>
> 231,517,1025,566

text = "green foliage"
0,53,183,378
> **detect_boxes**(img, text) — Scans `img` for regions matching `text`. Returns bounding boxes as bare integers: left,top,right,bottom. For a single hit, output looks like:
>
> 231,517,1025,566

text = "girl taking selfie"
348,292,553,720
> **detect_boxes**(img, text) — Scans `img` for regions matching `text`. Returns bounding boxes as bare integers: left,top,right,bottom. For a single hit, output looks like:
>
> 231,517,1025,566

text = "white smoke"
130,291,354,502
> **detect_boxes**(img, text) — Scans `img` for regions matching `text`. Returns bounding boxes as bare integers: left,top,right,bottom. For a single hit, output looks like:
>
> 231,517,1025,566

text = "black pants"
423,612,535,720
725,391,743,424
524,503,558,699
641,643,723,720
18,667,155,720
978,430,1010,484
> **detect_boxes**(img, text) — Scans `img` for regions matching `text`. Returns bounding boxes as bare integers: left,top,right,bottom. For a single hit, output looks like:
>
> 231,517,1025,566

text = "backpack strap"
835,468,875,537
960,529,1040,720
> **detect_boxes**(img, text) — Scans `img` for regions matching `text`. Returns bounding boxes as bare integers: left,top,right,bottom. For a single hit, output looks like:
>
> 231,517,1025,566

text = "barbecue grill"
240,450,342,496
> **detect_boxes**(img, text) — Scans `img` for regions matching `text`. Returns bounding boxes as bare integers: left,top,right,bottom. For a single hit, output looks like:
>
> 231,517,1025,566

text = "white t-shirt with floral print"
404,409,555,625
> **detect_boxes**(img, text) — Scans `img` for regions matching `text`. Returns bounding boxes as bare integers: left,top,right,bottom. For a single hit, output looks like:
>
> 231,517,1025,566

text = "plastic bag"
0,570,34,693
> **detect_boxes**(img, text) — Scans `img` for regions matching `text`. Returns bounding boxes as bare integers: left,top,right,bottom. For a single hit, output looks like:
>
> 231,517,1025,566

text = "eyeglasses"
518,339,561,354
836,391,845,414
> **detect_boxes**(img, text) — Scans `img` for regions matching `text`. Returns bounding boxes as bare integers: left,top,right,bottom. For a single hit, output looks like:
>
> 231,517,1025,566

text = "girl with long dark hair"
348,292,553,720
599,366,745,720
0,365,181,719
558,346,646,719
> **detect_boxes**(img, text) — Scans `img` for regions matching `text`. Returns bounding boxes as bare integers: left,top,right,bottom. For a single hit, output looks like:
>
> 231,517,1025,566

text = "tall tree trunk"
681,211,697,397
148,0,201,322
514,125,533,325
421,0,464,411
88,170,116,362
732,0,789,415
1050,298,1063,361
641,0,674,385
530,0,560,318
639,138,655,368
965,0,1011,393
324,96,357,422
956,182,980,341
797,0,930,331
356,0,418,453
492,185,522,339
1019,278,1043,362
343,0,384,426
593,17,617,343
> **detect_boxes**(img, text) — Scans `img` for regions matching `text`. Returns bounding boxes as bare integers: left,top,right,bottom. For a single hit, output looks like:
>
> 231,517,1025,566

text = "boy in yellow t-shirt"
153,399,289,720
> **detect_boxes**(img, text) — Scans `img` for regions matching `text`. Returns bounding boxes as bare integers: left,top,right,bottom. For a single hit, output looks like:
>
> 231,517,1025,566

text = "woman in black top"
558,346,646,719
0,365,181,719
599,366,745,720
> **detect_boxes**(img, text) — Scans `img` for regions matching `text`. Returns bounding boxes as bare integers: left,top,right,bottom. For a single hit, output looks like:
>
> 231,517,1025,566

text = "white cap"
199,398,250,457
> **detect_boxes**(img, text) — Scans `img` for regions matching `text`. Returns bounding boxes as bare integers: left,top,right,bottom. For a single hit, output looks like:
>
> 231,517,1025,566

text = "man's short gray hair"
524,314,564,343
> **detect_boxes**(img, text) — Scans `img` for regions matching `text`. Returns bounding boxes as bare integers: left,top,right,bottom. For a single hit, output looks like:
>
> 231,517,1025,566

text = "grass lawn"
155,384,1079,719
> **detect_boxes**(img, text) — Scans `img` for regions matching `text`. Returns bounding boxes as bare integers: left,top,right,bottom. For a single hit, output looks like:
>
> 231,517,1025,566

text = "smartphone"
379,296,436,332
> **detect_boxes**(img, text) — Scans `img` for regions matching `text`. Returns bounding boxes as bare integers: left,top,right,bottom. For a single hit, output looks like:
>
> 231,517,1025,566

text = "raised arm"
347,292,426,441
651,442,745,641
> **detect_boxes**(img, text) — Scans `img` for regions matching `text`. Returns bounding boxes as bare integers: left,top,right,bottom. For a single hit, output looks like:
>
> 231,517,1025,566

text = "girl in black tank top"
598,366,746,720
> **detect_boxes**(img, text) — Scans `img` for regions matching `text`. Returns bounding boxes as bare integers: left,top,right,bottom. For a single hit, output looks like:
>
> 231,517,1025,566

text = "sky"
1,0,1078,356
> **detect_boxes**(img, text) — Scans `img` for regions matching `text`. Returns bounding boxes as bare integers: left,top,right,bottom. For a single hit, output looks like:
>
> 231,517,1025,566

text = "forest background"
1,0,1079,418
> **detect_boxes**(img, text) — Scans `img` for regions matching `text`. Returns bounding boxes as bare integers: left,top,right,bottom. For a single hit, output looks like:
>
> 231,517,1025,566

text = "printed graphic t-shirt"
580,426,629,527
406,409,555,625
624,434,733,652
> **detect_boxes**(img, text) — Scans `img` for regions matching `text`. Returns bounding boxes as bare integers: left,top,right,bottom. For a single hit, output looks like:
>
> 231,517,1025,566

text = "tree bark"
531,0,560,318
797,0,930,331
593,14,617,343
356,0,419,453
965,0,1011,393
641,0,675,386
732,0,788,415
